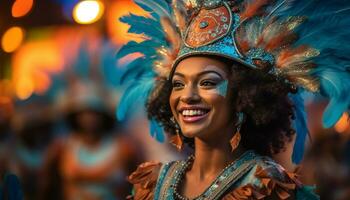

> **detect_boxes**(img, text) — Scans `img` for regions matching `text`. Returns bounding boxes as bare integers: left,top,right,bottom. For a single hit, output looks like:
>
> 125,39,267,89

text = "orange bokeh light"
0,81,14,118
106,0,148,45
335,113,350,133
1,26,25,53
12,40,64,100
12,0,34,18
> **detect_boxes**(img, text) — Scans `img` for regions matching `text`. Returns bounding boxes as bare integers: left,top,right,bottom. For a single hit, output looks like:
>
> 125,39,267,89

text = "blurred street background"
0,0,349,199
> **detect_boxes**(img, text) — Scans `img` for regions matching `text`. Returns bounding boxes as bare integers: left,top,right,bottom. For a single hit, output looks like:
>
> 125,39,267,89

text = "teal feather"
116,0,172,142
120,13,165,39
116,40,160,60
314,69,350,128
119,57,150,84
135,0,172,19
100,42,121,87
72,43,91,80
117,76,155,121
150,118,165,142
289,91,309,164
275,0,350,128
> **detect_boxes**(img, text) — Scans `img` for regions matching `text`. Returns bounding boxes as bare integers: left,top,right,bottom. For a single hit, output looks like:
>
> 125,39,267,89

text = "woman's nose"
180,85,201,103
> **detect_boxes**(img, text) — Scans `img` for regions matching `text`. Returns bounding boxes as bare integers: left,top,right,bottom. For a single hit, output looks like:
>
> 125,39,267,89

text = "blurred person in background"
0,98,14,183
301,131,350,200
40,43,143,200
0,97,23,200
10,97,54,200
0,172,23,200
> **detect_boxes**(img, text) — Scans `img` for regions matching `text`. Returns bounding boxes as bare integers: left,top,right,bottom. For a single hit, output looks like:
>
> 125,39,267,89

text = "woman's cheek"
202,80,228,98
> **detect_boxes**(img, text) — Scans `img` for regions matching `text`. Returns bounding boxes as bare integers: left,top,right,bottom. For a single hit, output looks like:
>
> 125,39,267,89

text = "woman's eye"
200,80,217,87
172,81,184,89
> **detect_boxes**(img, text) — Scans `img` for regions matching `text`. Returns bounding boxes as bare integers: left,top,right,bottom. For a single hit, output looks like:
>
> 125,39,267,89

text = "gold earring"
230,113,244,151
230,132,241,152
170,129,183,151
170,117,183,151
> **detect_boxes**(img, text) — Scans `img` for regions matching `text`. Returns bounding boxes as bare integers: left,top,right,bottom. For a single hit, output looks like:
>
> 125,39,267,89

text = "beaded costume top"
127,151,319,200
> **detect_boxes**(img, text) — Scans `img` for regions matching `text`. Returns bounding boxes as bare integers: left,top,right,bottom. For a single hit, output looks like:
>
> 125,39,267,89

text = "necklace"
172,151,255,200
172,155,194,200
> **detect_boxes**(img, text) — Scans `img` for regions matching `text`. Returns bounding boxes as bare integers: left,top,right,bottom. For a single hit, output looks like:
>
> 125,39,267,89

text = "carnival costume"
117,0,350,199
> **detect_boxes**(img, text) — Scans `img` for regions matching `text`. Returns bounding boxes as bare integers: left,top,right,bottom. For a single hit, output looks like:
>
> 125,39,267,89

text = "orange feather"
238,40,250,53
277,45,309,67
265,32,298,51
240,0,270,21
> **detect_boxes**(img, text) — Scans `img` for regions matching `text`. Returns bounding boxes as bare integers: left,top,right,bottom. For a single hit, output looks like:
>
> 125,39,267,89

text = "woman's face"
170,56,234,140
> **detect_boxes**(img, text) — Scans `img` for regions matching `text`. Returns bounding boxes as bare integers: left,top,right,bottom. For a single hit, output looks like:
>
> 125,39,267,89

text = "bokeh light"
1,27,25,53
12,0,34,18
335,113,350,133
106,0,148,45
12,40,64,100
73,0,104,24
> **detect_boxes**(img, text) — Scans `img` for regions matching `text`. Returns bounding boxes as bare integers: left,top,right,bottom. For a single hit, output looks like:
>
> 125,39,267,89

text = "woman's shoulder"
223,155,319,200
126,160,177,200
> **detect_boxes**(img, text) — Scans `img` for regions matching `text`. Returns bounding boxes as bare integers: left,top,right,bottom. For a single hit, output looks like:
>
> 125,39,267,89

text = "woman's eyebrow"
197,70,224,78
173,72,185,78
173,70,224,79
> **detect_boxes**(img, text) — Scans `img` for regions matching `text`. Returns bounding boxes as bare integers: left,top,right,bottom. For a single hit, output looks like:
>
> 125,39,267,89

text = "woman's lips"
180,109,210,123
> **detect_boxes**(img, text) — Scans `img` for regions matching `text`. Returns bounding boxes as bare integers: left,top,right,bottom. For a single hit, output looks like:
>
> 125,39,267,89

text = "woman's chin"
181,127,207,138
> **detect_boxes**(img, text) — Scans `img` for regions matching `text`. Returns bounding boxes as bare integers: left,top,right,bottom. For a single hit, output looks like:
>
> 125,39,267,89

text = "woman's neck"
190,134,245,181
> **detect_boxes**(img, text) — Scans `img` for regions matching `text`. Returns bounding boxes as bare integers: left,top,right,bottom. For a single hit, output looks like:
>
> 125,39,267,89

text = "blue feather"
135,0,172,19
289,92,309,164
116,40,160,60
72,43,91,80
115,0,174,143
313,69,350,128
117,76,155,121
100,43,121,87
279,0,350,128
119,57,150,84
150,118,165,142
120,13,165,39
134,0,165,20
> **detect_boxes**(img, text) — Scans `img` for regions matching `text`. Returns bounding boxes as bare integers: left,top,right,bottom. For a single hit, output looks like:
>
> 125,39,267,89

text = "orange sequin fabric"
223,165,302,200
127,161,162,200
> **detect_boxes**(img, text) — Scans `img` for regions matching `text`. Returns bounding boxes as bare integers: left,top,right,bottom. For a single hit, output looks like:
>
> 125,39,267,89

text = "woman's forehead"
174,56,230,77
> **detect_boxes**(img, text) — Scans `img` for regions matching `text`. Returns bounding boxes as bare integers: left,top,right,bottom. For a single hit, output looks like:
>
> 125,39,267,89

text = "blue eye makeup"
216,79,228,97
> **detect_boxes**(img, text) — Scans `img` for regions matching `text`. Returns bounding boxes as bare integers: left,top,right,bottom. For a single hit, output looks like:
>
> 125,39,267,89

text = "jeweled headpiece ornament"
116,0,350,163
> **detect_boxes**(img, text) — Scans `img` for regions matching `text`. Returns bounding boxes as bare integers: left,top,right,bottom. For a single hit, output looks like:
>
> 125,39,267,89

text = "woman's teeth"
182,109,207,116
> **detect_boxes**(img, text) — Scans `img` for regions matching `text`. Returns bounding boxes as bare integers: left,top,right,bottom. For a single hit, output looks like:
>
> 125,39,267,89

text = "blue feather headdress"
117,0,350,163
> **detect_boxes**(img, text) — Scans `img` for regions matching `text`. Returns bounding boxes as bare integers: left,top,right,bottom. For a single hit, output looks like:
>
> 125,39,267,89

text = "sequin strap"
154,162,175,199
207,151,257,199
158,161,180,200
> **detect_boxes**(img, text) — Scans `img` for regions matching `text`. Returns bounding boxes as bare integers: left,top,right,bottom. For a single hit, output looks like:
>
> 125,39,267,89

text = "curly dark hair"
146,57,296,156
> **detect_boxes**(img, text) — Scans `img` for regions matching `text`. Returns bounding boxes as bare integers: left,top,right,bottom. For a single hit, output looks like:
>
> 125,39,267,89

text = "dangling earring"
230,112,244,152
170,117,183,151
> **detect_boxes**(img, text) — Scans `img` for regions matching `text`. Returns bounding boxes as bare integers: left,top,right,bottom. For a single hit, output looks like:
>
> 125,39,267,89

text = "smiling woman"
117,0,350,199
170,57,233,140
144,55,298,199
149,55,295,157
